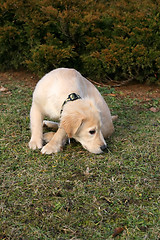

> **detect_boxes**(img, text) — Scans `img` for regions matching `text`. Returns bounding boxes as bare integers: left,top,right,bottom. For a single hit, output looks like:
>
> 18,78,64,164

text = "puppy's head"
60,99,107,154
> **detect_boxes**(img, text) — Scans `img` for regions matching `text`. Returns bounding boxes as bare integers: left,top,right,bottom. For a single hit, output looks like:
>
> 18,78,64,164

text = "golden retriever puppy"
29,68,117,154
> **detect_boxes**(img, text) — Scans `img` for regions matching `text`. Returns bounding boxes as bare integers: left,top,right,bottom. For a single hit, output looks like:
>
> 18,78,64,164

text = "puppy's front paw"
29,139,42,150
41,143,61,154
43,132,55,143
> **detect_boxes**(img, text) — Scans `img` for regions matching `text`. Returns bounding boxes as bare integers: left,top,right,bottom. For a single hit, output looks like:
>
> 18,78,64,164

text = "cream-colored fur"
29,68,117,154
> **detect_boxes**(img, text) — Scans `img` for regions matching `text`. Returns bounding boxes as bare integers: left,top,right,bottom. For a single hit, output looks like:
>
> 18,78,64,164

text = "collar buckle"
60,93,81,115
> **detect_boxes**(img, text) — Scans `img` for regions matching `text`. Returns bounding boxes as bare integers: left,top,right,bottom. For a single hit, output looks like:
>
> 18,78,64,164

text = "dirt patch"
115,82,160,101
0,71,39,88
0,71,160,100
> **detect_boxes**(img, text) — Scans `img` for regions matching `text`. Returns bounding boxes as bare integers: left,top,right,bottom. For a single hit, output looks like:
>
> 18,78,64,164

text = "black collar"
60,93,81,115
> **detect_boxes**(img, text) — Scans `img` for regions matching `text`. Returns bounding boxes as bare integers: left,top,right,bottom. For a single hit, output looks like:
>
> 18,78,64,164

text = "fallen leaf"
145,98,151,101
149,107,159,113
84,167,90,176
0,86,8,92
108,93,116,97
112,227,124,238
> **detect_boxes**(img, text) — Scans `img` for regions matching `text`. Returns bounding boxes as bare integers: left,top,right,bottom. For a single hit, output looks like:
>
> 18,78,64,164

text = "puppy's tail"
112,115,118,121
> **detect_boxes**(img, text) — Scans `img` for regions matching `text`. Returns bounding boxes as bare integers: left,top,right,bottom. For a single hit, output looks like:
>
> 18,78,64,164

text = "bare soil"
0,71,160,100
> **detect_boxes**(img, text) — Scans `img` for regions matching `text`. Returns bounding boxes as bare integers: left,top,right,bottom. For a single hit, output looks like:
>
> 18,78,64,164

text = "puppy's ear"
60,113,85,138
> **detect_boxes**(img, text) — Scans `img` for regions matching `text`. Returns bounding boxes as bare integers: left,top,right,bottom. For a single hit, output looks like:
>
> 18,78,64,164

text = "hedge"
0,0,160,83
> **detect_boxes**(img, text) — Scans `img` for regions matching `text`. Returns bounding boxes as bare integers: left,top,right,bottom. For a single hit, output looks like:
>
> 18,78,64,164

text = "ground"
0,70,159,239
0,70,160,100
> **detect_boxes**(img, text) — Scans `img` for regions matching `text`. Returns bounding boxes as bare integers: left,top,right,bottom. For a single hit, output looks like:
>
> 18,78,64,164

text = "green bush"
0,25,25,69
0,0,160,83
26,44,77,75
81,0,160,83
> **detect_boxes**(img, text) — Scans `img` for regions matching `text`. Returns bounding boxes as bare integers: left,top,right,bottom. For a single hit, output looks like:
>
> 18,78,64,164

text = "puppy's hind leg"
29,103,43,150
112,115,118,121
43,132,55,143
43,120,59,131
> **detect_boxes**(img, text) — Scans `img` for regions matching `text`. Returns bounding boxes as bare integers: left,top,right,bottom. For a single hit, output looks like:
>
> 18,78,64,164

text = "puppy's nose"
100,144,107,151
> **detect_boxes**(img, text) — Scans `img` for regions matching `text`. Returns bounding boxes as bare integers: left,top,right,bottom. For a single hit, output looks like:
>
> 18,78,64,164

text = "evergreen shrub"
0,0,160,83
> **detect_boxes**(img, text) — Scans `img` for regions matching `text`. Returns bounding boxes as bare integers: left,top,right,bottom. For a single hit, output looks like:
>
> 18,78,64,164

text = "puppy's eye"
89,130,96,135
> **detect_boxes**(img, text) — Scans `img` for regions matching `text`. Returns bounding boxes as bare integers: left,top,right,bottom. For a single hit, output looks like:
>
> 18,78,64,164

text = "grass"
0,79,160,239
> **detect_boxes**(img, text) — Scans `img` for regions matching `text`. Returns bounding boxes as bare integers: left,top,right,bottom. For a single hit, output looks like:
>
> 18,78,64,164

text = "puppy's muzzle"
100,144,107,152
